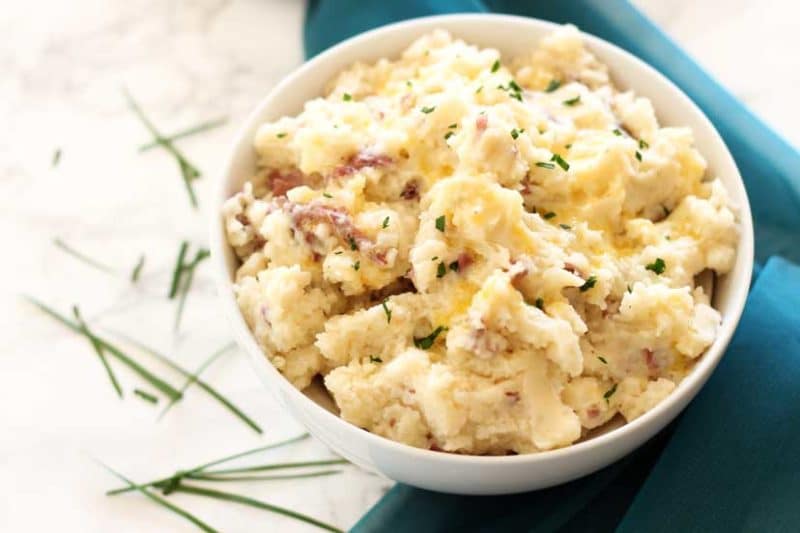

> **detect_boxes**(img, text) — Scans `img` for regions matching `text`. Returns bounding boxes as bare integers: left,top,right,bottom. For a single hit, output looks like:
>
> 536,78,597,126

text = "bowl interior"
211,14,753,474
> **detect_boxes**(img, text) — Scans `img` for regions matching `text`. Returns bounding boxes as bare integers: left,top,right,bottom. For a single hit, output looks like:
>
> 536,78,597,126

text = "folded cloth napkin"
304,1,800,531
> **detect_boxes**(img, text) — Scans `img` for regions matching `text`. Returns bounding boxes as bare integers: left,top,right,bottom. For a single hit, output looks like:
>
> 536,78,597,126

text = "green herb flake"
406,80,412,87
382,216,390,229
448,123,458,129
134,389,159,404
536,161,555,170
639,139,649,149
534,297,544,310
545,79,561,93
444,131,455,141
449,261,459,272
352,260,360,271
342,93,352,101
635,150,642,162
510,128,521,140
559,224,572,230
335,250,343,255
543,211,557,220
604,383,618,402
130,254,146,283
276,132,287,138
431,256,439,261
413,326,446,350
435,215,446,232
613,129,622,136
491,59,500,73
550,153,570,171
598,356,608,365
436,262,447,278
645,257,666,275
381,299,392,323
563,95,581,106
369,356,383,363
322,192,333,198
420,106,436,114
348,236,358,251
52,148,62,167
475,85,483,94
627,284,633,293
579,275,597,292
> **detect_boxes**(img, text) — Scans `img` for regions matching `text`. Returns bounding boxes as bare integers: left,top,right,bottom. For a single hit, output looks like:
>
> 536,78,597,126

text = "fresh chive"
598,356,608,364
106,332,262,434
563,95,581,106
559,224,572,230
550,153,570,171
369,355,382,363
335,251,343,255
98,461,218,533
510,128,521,140
579,275,597,292
348,236,357,250
448,261,459,272
431,256,439,261
158,343,235,420
448,123,457,129
645,257,666,275
173,247,210,332
168,241,189,298
123,89,201,208
413,326,446,350
134,389,158,404
435,215,445,232
604,383,618,402
382,216,390,228
536,161,555,170
543,211,556,220
545,79,561,93
72,306,123,398
199,459,348,477
166,484,343,533
534,297,544,310
635,150,642,162
138,117,228,152
130,254,146,283
420,106,436,114
54,238,116,275
613,129,622,136
186,470,342,482
342,93,352,101
475,85,483,93
106,434,309,495
276,132,287,138
639,139,649,149
52,148,62,167
436,262,446,278
565,143,572,149
352,261,360,271
323,192,332,198
627,284,633,293
491,59,500,73
26,297,181,400
444,131,454,140
381,299,392,323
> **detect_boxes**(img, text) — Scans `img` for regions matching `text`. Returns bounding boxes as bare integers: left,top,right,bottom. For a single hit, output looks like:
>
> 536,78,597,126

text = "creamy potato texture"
223,26,739,454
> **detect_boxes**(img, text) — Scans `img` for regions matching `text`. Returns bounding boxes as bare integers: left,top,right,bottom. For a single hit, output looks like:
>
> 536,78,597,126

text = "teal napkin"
304,1,800,530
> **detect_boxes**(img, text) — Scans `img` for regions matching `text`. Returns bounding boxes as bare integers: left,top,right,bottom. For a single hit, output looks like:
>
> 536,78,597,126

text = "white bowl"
210,14,754,495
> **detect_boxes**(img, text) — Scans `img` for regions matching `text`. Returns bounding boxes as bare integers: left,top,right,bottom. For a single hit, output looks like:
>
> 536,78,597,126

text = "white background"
1,1,798,531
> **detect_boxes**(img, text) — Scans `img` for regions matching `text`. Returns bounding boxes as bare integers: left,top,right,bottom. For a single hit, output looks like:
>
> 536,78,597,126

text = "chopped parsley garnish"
444,131,455,141
545,79,561,93
604,383,618,402
420,106,436,114
498,79,523,101
534,297,544,310
448,123,457,129
639,139,649,149
322,192,333,198
559,223,572,230
382,216,390,228
276,132,287,138
543,211,557,220
449,261,459,272
436,262,447,278
435,215,446,232
536,161,555,170
382,299,392,323
645,258,666,275
343,93,352,101
348,236,357,250
413,326,446,350
635,150,642,162
598,356,608,364
563,95,581,106
612,129,622,136
579,275,597,292
352,260,360,271
491,59,500,73
369,355,383,363
550,153,570,171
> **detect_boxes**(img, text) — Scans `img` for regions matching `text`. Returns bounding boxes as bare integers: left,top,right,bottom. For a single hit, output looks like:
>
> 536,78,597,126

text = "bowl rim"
210,13,754,465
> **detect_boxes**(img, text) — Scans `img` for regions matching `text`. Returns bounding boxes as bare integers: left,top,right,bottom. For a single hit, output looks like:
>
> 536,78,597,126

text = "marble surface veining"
1,1,797,531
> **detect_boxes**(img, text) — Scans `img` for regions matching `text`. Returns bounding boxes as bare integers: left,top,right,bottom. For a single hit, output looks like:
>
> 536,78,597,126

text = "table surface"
2,1,798,531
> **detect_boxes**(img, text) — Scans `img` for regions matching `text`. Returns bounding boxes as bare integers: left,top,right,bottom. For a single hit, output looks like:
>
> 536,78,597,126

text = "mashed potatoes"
223,26,738,454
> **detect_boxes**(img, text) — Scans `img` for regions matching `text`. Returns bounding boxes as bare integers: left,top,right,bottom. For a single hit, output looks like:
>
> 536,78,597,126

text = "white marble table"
1,1,797,531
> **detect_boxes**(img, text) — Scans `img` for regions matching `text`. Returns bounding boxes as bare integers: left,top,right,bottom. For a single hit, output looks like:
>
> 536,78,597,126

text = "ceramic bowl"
210,14,754,495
